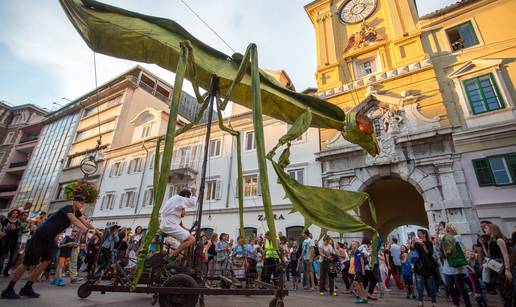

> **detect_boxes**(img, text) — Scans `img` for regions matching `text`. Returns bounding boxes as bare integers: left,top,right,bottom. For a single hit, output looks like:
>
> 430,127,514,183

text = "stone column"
436,161,476,246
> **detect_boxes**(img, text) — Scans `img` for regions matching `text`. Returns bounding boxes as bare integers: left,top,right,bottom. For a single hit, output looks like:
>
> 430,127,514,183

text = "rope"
179,0,236,54
93,52,102,146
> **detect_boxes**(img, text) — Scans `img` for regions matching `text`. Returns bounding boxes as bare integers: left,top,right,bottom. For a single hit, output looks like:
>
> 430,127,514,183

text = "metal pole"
192,75,218,265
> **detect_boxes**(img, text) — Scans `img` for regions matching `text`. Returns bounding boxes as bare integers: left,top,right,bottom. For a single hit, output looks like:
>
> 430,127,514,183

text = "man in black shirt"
1,196,98,299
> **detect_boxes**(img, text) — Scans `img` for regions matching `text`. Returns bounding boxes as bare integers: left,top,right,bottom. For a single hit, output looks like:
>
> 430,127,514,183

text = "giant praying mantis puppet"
60,0,381,289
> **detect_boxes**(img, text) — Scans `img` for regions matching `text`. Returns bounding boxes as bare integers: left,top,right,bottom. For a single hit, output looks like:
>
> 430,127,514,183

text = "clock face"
339,0,378,24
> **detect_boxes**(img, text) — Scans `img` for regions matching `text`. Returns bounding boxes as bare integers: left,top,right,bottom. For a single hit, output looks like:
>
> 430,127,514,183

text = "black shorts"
23,232,57,266
403,275,414,285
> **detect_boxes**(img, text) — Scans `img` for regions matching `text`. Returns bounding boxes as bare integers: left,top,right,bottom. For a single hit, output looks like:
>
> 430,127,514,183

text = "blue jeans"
415,274,437,303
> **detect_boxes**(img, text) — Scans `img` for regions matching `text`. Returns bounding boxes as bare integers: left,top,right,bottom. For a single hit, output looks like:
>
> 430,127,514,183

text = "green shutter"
506,153,516,182
472,158,494,186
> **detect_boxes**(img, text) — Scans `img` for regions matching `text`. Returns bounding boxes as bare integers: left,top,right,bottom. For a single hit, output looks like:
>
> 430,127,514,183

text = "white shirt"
159,195,197,229
390,243,401,266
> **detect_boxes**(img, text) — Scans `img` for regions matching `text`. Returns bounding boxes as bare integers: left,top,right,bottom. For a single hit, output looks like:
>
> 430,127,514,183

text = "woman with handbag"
412,229,439,307
232,237,246,279
484,223,514,307
440,224,472,307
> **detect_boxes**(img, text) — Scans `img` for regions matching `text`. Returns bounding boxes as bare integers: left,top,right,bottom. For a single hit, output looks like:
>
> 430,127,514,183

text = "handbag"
485,258,504,274
447,242,468,268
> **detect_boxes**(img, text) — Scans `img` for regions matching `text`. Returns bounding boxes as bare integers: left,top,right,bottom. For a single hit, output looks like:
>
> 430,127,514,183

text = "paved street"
0,277,504,307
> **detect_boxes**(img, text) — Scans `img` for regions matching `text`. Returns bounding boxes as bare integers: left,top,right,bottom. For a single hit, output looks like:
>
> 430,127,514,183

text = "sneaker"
332,292,337,296
320,292,325,296
57,279,65,287
1,288,20,299
19,285,40,298
385,288,392,292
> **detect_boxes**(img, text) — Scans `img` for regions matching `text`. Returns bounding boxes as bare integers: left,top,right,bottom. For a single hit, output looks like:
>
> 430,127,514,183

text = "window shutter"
215,181,222,200
119,193,125,208
109,164,115,177
257,176,261,196
506,153,516,182
130,192,136,208
472,158,494,186
100,195,105,210
110,195,115,210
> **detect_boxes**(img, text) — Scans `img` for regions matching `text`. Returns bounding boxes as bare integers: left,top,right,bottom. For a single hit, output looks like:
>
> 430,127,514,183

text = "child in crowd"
53,230,78,286
401,244,416,299
352,240,367,304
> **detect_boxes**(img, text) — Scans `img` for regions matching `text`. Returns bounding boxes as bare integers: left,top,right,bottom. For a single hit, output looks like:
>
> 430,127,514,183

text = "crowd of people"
1,199,516,306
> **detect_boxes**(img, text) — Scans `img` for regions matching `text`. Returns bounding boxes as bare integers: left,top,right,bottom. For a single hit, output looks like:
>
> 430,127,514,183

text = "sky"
0,0,457,111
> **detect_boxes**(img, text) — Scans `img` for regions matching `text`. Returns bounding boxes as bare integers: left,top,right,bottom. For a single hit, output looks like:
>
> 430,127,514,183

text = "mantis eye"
356,114,373,134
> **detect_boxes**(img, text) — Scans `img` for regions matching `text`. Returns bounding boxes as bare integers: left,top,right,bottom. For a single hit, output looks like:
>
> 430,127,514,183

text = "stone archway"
360,177,428,238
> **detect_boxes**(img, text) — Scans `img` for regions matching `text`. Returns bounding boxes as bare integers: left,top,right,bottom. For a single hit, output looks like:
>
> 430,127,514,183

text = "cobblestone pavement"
0,277,503,307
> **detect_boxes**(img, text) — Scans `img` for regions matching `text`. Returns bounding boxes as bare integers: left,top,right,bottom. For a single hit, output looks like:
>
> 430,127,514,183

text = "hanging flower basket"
64,180,99,203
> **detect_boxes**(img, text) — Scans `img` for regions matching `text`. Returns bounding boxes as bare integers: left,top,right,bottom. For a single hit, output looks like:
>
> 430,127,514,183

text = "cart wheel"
159,274,199,307
77,284,92,299
269,298,277,307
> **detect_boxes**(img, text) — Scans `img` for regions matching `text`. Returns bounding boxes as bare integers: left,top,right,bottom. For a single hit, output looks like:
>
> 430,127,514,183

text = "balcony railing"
127,75,169,103
9,161,28,168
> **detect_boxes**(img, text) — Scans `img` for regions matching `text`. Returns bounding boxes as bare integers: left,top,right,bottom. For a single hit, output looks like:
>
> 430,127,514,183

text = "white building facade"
90,108,323,243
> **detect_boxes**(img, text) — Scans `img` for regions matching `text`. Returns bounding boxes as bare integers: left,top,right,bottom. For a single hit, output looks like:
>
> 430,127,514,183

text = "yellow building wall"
305,0,449,148
420,0,516,152
421,0,516,128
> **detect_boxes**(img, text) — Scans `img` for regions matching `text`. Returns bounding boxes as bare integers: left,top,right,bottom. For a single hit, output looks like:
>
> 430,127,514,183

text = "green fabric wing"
59,0,345,130
268,110,377,235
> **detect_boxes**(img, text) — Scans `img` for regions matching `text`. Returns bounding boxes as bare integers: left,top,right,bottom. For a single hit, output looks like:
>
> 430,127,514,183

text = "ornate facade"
305,0,483,243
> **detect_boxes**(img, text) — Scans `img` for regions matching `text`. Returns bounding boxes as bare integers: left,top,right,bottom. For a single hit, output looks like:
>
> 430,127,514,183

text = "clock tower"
305,0,425,92
304,1,477,243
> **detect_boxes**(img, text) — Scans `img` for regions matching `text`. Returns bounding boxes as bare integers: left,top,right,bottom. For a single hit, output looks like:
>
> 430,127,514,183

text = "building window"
101,193,116,210
286,226,304,246
119,190,137,208
3,131,15,144
355,57,378,79
244,227,257,242
128,157,143,174
463,73,505,115
110,161,124,177
141,124,152,139
244,174,259,197
0,151,5,163
205,180,221,200
473,153,516,186
245,131,255,151
445,21,479,51
208,138,222,157
174,145,199,168
83,96,122,118
288,169,305,184
75,120,116,142
143,187,154,207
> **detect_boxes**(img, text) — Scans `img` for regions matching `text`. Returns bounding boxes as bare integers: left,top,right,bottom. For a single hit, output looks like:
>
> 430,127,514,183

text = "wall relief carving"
326,90,441,165
344,22,384,52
